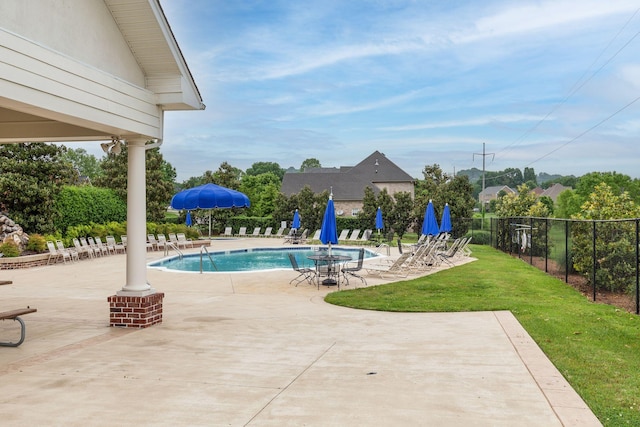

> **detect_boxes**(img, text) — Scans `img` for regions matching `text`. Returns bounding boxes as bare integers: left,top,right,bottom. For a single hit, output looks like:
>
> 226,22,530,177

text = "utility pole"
473,143,494,229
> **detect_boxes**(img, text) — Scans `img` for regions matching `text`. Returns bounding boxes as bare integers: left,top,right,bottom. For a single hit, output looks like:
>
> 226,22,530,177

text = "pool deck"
0,238,601,426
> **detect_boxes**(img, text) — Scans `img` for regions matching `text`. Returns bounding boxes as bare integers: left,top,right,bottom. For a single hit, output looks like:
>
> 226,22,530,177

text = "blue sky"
86,1,640,182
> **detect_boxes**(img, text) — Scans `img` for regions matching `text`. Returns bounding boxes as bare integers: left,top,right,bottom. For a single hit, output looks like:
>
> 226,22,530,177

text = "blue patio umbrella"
292,209,301,229
185,210,193,227
439,203,452,233
375,206,384,240
320,193,338,254
421,199,440,236
171,183,250,237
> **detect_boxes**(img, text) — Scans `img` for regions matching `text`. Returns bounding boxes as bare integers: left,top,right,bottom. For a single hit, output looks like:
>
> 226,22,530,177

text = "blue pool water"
148,246,380,273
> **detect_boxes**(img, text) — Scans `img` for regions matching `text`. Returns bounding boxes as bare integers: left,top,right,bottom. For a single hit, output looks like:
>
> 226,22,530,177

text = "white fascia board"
0,29,162,139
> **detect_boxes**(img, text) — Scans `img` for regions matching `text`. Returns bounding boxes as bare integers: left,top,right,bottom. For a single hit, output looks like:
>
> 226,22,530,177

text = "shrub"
0,241,21,257
26,234,47,253
467,230,490,245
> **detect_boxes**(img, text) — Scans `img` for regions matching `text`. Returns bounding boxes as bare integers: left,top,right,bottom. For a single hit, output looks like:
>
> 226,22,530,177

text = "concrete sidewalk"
0,239,601,426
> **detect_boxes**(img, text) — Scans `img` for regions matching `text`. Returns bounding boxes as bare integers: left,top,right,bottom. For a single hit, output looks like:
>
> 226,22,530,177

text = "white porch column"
119,138,154,295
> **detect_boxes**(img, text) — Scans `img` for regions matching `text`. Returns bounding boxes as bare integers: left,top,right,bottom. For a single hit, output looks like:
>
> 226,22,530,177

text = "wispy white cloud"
378,114,549,132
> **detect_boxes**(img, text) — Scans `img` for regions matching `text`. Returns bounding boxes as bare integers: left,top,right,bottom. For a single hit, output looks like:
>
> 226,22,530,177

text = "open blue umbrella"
292,209,301,229
421,199,440,236
439,203,452,233
171,183,250,210
320,194,338,253
186,210,193,227
171,183,250,237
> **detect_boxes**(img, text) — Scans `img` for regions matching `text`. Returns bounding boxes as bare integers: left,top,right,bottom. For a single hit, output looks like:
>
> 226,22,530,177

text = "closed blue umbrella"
421,199,439,236
375,206,384,241
292,209,301,229
375,207,384,231
439,203,452,233
186,211,193,227
320,194,338,253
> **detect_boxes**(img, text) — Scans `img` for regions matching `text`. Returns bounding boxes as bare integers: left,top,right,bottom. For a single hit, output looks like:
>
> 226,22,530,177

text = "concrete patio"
0,238,601,426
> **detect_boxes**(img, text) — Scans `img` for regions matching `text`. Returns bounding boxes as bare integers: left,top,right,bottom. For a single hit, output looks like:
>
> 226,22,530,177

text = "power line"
495,7,640,160
525,94,640,167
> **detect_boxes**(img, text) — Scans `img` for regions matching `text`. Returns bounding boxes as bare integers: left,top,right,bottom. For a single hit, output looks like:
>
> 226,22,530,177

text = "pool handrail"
200,246,218,273
163,241,183,259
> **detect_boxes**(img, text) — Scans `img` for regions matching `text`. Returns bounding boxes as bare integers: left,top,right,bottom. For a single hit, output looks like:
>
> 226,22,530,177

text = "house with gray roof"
540,183,572,202
478,185,516,205
281,151,415,216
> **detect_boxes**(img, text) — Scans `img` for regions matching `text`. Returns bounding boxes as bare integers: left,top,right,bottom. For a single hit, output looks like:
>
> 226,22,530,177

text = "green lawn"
325,245,640,427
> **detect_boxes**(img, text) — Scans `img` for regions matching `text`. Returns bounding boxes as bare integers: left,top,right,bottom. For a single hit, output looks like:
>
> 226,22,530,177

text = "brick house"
281,151,415,216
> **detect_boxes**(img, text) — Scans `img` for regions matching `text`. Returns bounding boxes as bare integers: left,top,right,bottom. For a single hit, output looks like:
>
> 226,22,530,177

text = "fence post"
565,220,569,284
636,218,640,314
592,221,597,302
544,218,548,273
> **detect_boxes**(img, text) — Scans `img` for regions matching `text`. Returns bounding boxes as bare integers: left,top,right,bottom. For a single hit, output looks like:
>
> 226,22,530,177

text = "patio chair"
348,229,361,242
251,227,261,237
157,234,169,250
262,227,273,238
283,228,296,244
437,238,464,266
459,236,472,257
359,229,373,245
80,237,98,258
287,253,317,286
93,237,110,256
310,229,321,242
120,235,129,252
337,229,350,242
56,240,79,263
364,252,411,278
147,234,159,251
273,227,285,238
176,233,194,248
106,235,125,254
341,248,367,287
168,233,180,247
235,227,247,237
46,241,62,264
72,238,92,259
222,227,233,237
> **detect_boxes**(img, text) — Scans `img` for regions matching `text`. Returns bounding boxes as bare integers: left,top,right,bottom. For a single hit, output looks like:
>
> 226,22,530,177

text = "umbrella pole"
209,210,212,238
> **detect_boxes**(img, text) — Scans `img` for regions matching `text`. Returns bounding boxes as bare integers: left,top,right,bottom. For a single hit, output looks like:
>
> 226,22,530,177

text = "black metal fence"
479,217,640,314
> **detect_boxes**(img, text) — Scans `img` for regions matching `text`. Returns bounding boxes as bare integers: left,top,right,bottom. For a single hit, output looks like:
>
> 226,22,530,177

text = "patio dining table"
307,253,351,288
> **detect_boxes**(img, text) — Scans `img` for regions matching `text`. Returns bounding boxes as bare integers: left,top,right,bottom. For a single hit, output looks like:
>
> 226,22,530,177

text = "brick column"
108,292,164,328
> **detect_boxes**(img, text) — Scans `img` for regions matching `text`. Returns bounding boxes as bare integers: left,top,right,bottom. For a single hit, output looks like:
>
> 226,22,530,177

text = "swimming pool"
148,246,380,273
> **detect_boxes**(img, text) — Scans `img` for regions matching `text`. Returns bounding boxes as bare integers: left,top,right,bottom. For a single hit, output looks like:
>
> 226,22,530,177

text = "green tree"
554,189,582,218
571,183,640,292
495,184,549,218
245,162,285,181
390,191,413,239
60,147,102,183
239,173,281,217
94,144,176,222
575,171,640,202
0,143,76,234
414,165,474,237
523,167,536,185
213,161,243,190
300,158,321,172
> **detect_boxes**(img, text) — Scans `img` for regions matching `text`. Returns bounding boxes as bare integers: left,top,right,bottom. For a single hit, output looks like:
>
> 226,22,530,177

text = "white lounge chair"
364,252,411,278
251,227,261,237
348,229,361,242
176,233,194,248
222,227,233,237
262,227,273,238
235,227,247,237
337,229,350,242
